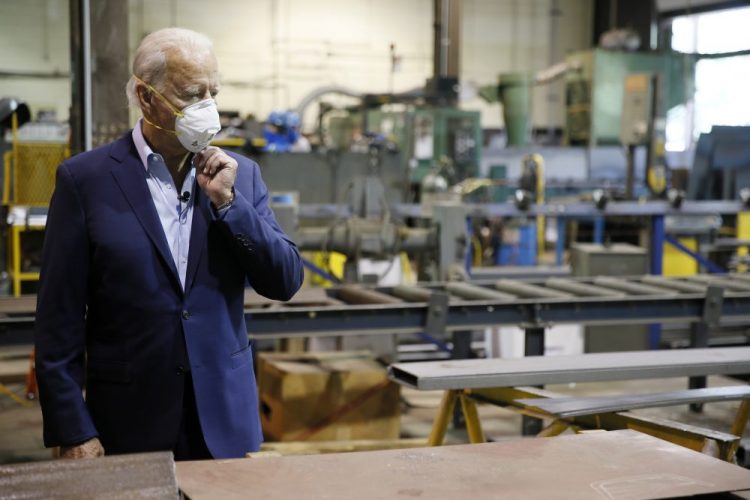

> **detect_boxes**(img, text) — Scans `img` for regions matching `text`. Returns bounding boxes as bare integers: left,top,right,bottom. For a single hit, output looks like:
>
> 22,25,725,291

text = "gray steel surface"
515,385,750,418
640,275,708,293
494,279,572,298
592,276,679,296
544,278,625,297
388,346,750,390
444,282,515,301
689,275,750,292
0,452,177,499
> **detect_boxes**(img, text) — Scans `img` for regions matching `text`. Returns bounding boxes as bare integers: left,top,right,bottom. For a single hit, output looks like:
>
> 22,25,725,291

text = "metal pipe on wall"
82,0,92,152
433,0,460,80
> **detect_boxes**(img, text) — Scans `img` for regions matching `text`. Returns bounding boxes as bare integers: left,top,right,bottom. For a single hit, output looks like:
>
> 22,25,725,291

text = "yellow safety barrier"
3,111,70,295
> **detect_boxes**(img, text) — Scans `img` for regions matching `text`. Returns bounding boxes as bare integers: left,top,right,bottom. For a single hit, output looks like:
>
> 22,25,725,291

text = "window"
665,6,750,152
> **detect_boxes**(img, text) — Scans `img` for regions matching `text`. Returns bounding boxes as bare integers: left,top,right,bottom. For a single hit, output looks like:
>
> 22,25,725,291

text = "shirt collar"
132,118,157,171
132,118,193,173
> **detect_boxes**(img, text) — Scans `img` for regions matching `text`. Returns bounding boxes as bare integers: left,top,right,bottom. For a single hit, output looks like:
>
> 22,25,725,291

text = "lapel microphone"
179,191,191,203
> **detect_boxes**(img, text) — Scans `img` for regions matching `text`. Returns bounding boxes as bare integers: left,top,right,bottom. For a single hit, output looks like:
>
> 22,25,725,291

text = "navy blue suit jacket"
35,133,303,458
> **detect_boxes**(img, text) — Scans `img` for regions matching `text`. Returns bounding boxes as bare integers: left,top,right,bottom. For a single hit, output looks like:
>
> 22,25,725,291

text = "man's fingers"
206,154,227,176
195,147,219,169
59,437,105,459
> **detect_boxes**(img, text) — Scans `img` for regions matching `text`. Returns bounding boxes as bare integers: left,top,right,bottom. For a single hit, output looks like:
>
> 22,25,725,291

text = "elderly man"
35,27,303,460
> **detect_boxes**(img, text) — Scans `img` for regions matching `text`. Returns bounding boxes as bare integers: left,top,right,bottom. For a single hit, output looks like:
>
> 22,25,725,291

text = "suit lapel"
109,135,182,293
184,187,208,295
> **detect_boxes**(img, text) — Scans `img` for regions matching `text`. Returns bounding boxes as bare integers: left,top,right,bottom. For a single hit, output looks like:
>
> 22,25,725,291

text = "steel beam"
640,275,707,293
444,282,516,301
544,278,625,297
245,291,750,338
390,285,433,302
388,347,750,391
592,276,679,296
515,386,750,418
688,275,750,292
393,200,747,219
336,285,403,305
494,279,572,299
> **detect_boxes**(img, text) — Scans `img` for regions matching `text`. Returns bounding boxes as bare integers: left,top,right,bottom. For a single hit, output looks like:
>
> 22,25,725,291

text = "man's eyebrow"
179,83,204,96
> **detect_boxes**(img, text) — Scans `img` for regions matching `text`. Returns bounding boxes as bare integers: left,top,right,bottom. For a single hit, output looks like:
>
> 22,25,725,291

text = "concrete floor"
1,349,748,465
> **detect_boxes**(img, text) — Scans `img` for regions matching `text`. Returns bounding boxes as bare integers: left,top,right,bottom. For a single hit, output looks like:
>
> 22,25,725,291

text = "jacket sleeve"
214,159,304,301
35,162,97,447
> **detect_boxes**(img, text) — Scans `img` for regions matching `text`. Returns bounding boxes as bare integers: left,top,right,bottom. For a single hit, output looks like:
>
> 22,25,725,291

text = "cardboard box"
257,351,401,442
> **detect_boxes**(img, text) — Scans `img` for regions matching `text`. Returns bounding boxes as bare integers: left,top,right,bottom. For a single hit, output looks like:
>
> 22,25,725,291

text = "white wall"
0,0,593,129
128,0,434,127
0,0,71,121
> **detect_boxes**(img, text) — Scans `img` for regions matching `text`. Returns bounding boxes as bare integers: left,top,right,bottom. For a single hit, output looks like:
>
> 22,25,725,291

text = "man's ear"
137,85,153,112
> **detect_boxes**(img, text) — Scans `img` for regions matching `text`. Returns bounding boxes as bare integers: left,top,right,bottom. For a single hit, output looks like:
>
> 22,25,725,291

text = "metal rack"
246,274,750,342
1,274,749,347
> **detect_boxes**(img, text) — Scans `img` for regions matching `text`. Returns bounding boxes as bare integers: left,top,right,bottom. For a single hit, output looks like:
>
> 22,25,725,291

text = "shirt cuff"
212,203,231,220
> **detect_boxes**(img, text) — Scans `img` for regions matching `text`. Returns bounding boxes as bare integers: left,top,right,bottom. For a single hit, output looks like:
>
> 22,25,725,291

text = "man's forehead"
164,52,219,91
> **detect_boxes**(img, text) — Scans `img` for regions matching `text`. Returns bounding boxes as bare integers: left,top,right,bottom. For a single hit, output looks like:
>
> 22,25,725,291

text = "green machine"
365,107,481,185
565,48,695,146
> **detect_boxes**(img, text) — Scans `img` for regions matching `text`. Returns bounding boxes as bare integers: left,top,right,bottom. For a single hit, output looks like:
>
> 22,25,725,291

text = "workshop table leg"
648,215,665,349
731,399,750,439
459,394,485,444
429,390,459,446
451,331,472,429
555,217,565,266
688,321,709,412
522,326,545,435
722,399,750,462
537,420,570,438
689,286,722,413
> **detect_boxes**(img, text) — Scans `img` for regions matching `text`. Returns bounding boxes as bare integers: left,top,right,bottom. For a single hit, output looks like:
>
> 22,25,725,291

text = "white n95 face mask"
134,75,222,153
173,99,221,153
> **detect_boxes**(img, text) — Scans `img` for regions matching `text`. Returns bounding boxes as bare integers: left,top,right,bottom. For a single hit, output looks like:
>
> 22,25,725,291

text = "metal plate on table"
388,346,750,390
176,430,750,500
0,452,177,499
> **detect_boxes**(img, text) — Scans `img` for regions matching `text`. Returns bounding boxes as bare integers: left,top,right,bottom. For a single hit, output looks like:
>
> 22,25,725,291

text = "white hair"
125,27,214,108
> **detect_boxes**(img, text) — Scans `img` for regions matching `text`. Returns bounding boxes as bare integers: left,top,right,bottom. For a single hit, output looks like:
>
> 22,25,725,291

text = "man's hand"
60,437,105,459
195,146,237,208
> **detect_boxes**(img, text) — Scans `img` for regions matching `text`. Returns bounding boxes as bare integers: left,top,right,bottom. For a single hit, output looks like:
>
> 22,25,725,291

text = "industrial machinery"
564,48,694,147
365,107,481,186
291,0,480,199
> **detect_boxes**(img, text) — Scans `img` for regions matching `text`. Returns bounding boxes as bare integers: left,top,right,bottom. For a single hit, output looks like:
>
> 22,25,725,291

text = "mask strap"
142,115,178,136
132,74,185,118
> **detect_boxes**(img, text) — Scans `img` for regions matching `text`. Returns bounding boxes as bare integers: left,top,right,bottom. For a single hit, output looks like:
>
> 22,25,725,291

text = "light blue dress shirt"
132,120,195,290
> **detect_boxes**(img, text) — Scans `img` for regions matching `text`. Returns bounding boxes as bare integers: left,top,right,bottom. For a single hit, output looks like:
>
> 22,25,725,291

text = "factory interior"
2,0,750,498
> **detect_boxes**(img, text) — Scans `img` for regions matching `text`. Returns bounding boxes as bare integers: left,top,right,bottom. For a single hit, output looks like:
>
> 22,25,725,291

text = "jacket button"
182,310,190,320
176,365,185,376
